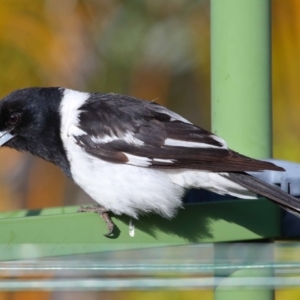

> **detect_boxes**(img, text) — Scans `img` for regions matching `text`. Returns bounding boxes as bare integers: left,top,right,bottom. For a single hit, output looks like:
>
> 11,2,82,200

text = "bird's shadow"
112,199,280,242
22,190,280,242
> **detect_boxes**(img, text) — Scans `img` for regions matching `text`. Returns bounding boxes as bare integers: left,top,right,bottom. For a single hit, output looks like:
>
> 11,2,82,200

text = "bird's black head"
0,87,71,177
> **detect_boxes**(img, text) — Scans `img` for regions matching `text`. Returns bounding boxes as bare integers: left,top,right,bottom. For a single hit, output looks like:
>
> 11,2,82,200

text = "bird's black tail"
223,172,300,217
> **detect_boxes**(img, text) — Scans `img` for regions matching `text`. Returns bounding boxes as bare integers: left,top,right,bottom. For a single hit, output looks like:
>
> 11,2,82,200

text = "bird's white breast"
58,89,184,218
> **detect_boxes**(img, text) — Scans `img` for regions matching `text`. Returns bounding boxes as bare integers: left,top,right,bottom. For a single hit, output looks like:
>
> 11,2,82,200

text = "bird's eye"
6,113,20,125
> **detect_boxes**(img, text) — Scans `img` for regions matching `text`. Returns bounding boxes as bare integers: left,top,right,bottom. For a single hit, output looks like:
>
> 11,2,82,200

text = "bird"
0,87,299,236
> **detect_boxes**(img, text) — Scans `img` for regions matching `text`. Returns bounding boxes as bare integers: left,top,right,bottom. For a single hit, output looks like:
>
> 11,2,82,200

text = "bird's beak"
0,131,14,146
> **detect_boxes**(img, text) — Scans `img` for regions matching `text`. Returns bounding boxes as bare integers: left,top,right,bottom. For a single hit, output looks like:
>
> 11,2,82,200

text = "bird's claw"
77,205,115,237
100,211,115,237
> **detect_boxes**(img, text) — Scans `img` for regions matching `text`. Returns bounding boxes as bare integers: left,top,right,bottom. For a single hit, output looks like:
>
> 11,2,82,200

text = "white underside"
59,89,256,219
63,142,256,218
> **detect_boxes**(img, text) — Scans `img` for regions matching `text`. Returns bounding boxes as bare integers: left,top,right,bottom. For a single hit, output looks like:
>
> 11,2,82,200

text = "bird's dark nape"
0,87,72,177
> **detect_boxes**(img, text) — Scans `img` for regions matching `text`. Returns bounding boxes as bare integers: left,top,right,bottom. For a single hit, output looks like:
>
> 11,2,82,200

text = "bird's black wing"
73,93,282,172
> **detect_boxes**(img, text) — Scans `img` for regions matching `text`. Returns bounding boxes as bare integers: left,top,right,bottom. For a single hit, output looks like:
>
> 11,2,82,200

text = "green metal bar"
0,199,280,261
211,0,272,299
211,0,272,159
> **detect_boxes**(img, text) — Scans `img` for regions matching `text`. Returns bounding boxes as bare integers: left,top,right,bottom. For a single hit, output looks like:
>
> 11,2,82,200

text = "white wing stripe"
91,132,144,146
164,138,226,149
91,135,118,143
153,158,174,163
125,153,151,167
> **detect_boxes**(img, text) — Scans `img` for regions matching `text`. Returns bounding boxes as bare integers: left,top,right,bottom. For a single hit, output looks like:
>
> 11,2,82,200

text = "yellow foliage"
273,0,300,161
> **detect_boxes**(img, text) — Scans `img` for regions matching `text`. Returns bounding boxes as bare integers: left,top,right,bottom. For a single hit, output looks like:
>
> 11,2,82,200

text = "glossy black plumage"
0,87,71,177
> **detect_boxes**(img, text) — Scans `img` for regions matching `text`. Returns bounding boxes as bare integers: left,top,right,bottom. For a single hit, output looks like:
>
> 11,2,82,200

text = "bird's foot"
77,205,115,237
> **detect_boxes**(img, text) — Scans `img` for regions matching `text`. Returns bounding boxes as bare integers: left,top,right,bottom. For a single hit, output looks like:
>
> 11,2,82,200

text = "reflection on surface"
0,242,299,290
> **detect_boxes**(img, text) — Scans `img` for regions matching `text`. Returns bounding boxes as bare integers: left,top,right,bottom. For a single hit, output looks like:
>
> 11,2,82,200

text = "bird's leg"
77,205,115,237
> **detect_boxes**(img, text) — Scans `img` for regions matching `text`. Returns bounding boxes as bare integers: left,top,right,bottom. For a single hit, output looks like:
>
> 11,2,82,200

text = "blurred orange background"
0,0,299,299
0,0,211,213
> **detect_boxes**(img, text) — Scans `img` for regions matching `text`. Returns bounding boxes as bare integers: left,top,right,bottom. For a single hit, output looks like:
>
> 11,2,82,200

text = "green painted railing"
0,199,280,261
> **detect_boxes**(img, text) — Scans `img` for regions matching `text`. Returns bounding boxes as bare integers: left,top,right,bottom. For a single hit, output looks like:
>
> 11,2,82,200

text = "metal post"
211,0,273,299
211,0,271,159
